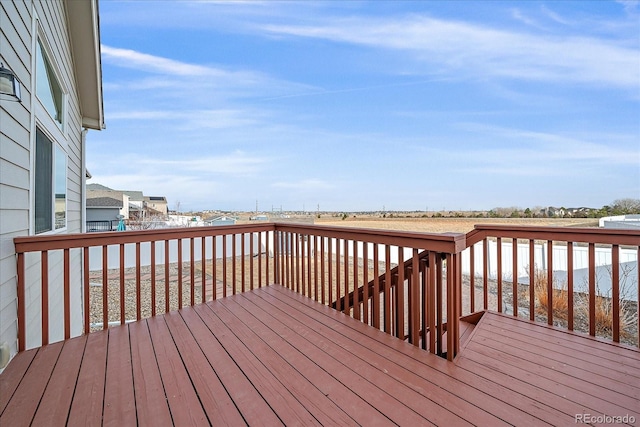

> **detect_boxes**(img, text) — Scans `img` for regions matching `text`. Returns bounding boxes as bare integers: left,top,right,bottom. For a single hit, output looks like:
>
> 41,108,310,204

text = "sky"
88,0,640,213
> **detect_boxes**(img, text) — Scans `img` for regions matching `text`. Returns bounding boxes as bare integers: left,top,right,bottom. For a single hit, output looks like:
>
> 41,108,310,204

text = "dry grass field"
314,216,599,234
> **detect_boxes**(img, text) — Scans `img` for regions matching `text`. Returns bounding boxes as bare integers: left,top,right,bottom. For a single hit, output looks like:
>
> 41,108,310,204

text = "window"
35,38,63,127
35,128,66,234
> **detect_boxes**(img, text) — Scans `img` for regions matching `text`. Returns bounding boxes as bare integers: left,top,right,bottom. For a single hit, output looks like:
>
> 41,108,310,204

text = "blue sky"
88,0,640,212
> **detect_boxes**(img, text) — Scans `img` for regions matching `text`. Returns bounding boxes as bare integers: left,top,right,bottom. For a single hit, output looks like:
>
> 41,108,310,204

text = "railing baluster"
83,247,89,335
258,232,263,289
547,240,553,326
483,238,488,310
396,247,405,340
612,244,620,343
529,239,535,322
328,238,333,305
567,242,573,331
266,230,271,285
373,244,380,329
427,252,436,353
497,237,502,313
250,233,254,291
102,245,108,330
384,245,391,334
120,244,125,325
165,240,170,312
151,241,157,315
222,235,227,298
308,235,312,298
321,237,326,304
190,238,195,305
353,241,360,320
232,234,237,295
136,242,141,321
435,254,443,355
363,243,369,325
17,252,25,351
63,249,70,340
343,239,349,316
301,234,306,296
241,233,245,293
469,244,475,314
588,243,595,336
336,239,341,311
410,248,419,346
178,238,183,309
201,237,206,303
512,238,518,318
41,250,49,344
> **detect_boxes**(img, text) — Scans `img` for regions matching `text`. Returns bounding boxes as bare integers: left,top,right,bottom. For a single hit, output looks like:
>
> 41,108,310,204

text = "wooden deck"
2,285,639,426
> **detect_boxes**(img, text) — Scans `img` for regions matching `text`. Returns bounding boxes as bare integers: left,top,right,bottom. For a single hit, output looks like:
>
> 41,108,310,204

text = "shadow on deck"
2,285,639,426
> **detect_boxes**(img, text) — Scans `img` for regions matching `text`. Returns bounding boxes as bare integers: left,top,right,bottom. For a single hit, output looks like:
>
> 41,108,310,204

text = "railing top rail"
466,224,640,247
272,222,466,254
14,223,276,253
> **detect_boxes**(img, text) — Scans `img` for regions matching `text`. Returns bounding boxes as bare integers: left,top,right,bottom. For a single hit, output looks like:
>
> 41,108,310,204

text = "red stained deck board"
128,320,173,426
237,292,476,426
2,284,639,427
194,302,326,426
145,315,209,426
181,305,284,426
484,314,640,374
103,325,136,426
218,296,415,425
31,335,87,426
473,326,640,403
263,285,553,426
0,348,37,414
162,309,247,426
0,342,63,427
67,331,108,426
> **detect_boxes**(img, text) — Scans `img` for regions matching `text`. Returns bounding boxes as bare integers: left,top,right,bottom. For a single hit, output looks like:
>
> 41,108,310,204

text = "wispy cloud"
262,15,639,89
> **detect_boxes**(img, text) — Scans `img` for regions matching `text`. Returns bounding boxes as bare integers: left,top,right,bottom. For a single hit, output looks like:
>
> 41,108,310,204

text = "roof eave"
65,0,105,131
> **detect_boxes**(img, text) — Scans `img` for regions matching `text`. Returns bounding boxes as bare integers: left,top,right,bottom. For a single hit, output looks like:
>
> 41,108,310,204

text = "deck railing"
14,223,638,362
462,225,640,347
13,223,466,360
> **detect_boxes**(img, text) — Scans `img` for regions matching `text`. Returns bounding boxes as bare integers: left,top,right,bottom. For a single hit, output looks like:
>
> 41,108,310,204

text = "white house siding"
1,0,86,359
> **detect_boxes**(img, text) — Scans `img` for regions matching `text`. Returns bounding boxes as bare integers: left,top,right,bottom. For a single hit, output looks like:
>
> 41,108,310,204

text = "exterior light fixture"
0,63,22,102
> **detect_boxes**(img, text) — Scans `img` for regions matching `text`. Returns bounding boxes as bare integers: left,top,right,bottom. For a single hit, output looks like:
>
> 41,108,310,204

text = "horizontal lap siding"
1,0,88,361
0,0,33,363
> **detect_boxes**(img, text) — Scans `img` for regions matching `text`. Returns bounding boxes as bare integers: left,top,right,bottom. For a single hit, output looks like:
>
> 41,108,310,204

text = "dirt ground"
314,217,599,234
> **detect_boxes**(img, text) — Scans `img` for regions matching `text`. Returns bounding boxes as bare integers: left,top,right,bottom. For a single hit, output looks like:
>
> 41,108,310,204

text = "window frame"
31,21,69,235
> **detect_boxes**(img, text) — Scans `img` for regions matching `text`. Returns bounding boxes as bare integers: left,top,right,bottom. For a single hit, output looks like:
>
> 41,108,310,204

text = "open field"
314,217,600,234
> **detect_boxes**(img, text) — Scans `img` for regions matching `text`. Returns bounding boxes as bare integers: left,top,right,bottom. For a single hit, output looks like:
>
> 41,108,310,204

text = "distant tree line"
486,198,640,219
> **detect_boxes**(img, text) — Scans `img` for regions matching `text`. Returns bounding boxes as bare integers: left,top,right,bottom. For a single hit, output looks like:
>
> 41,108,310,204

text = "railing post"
17,252,25,351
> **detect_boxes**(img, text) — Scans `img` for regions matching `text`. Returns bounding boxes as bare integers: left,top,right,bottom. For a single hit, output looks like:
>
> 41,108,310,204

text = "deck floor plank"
2,284,639,426
128,320,174,426
67,331,108,426
224,297,418,425
0,348,37,414
0,342,63,427
31,335,87,426
473,327,640,403
239,291,480,426
146,315,209,426
180,305,283,426
264,285,564,426
483,314,640,375
103,325,137,426
195,301,335,426
162,309,247,426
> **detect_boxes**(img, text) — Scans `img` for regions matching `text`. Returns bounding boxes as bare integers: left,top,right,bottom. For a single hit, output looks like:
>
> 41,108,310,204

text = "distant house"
87,188,130,219
86,197,123,231
122,190,145,218
145,196,168,216
0,0,104,363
